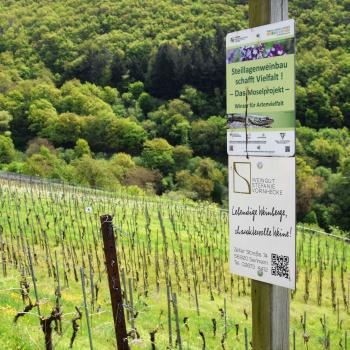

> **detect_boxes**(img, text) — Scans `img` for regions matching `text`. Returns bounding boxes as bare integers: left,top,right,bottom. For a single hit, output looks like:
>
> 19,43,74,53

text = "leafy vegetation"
0,177,349,349
0,0,350,230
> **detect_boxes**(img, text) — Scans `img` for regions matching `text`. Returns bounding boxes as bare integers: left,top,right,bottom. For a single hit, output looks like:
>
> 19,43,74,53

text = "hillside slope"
0,0,349,230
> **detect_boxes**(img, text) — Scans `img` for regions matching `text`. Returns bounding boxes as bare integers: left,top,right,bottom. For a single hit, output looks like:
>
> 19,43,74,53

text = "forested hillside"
0,0,349,231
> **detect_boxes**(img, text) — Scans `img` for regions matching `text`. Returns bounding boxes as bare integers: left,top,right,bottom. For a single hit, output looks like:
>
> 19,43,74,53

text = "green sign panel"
226,20,295,157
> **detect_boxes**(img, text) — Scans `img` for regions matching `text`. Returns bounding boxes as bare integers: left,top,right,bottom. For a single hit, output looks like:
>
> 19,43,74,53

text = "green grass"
0,178,349,349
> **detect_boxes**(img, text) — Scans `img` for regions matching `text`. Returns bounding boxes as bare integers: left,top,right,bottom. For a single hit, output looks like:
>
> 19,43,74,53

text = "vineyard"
0,174,349,349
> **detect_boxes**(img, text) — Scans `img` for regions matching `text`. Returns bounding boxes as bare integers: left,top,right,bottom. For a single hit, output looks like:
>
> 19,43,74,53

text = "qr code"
271,253,290,279
285,146,290,152
229,145,233,151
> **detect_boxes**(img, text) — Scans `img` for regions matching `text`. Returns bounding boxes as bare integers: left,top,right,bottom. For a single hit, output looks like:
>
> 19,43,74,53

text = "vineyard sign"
228,156,295,289
226,19,295,157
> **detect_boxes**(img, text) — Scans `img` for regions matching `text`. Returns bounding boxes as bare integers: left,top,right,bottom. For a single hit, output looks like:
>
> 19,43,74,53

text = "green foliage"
72,155,120,189
176,169,214,200
110,152,135,169
173,145,193,170
109,152,136,181
0,178,349,349
292,0,350,128
59,80,114,117
180,85,224,118
82,116,146,153
190,116,226,158
321,158,350,230
41,112,82,146
0,135,16,164
3,161,27,173
310,138,344,169
0,110,12,134
26,146,73,180
149,99,192,145
28,99,57,134
303,211,318,225
123,166,161,192
105,117,147,154
74,138,91,158
138,92,155,115
148,43,183,98
296,156,324,220
142,138,174,174
26,138,55,157
128,81,144,99
0,0,350,226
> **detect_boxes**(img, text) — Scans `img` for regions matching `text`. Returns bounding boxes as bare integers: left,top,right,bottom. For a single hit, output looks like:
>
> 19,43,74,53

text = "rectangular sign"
228,156,295,289
226,20,295,157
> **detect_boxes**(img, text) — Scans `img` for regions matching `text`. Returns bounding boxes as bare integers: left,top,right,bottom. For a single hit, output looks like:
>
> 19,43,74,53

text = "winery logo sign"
228,156,296,289
233,162,251,194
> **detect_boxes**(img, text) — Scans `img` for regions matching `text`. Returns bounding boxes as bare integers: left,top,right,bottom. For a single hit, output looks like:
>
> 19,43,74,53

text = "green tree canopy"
141,138,174,174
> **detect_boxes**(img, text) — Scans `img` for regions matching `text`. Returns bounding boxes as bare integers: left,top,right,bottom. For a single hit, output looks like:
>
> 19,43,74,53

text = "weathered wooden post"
248,1,290,349
100,214,129,350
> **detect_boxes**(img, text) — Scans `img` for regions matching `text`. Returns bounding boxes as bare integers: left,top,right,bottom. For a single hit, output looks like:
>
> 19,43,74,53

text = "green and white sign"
226,20,295,157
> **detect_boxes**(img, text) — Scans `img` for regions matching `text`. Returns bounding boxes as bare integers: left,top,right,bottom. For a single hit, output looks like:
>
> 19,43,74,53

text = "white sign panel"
226,20,295,157
229,156,295,289
227,130,295,156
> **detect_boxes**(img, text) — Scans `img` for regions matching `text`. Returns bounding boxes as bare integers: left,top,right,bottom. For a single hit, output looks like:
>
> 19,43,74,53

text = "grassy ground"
0,178,349,349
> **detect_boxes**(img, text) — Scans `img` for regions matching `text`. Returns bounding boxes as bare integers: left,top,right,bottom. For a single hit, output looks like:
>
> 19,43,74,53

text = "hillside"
0,175,349,349
0,0,349,231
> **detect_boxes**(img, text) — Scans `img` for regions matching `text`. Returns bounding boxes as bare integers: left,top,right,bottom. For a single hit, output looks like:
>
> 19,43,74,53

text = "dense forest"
0,0,349,231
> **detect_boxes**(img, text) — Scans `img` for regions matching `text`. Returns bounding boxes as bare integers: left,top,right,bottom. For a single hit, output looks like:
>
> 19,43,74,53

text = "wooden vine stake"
248,1,290,349
100,214,129,350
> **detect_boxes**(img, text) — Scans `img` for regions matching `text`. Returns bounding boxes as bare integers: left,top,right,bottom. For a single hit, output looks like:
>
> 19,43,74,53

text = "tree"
148,99,193,145
125,40,153,82
190,116,226,158
26,137,55,156
106,118,147,154
37,32,75,74
296,157,324,220
180,85,220,118
173,145,193,170
0,80,60,148
72,155,120,189
28,99,57,134
175,170,214,200
26,146,72,180
191,176,214,200
0,110,12,134
322,157,350,230
128,81,144,99
41,113,82,146
147,43,183,98
110,152,136,180
123,166,161,192
74,138,91,158
111,152,135,169
310,138,343,170
65,40,114,86
0,135,16,164
138,92,155,115
141,138,174,174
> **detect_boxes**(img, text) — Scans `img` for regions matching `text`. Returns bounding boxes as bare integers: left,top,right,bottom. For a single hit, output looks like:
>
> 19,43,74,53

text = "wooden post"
100,215,129,350
248,0,288,27
248,1,290,349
